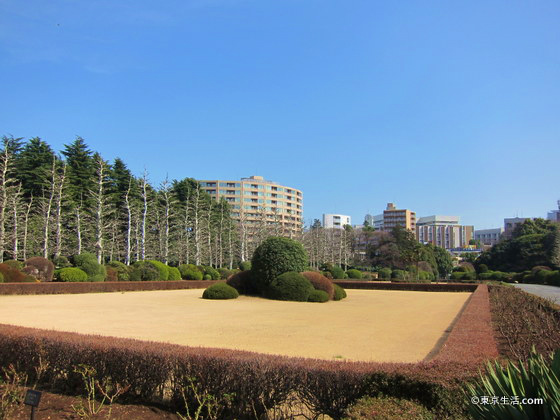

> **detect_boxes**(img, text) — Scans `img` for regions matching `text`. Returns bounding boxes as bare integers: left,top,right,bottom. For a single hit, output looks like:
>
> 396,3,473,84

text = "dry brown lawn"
0,289,469,362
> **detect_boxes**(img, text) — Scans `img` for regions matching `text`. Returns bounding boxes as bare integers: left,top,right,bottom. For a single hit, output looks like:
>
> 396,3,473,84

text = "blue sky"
1,0,559,229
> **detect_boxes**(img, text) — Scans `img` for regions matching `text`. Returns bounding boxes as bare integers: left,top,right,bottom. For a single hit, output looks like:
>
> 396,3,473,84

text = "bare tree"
52,162,67,259
123,179,133,265
140,169,149,261
21,196,33,261
41,157,57,258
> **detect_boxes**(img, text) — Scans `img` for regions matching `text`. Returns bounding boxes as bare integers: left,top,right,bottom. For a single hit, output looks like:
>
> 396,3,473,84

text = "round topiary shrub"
333,284,347,301
450,271,465,281
183,269,203,280
301,271,334,300
23,257,55,282
57,267,88,282
202,266,220,280
266,271,314,302
202,282,239,300
226,270,258,295
251,237,308,292
53,256,72,269
130,261,160,281
73,253,106,282
329,266,345,279
378,267,392,279
478,264,489,274
106,261,130,281
203,274,212,280
178,264,202,279
308,289,329,303
146,260,169,281
239,261,252,271
346,269,363,279
3,260,24,270
168,266,181,281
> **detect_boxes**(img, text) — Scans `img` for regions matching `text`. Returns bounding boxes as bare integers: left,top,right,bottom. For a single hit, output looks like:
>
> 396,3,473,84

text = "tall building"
474,228,504,246
364,213,384,230
416,215,474,249
198,176,303,234
503,217,530,239
323,214,351,229
547,200,560,222
383,203,416,232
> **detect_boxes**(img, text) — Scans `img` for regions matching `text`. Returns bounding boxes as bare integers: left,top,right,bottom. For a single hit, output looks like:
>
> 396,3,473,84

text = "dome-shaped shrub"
239,261,252,271
346,269,363,279
0,263,26,283
106,261,130,281
301,271,334,300
202,266,220,280
168,266,181,280
333,284,347,301
178,264,202,279
3,260,23,270
23,257,55,282
57,267,88,282
202,282,239,300
252,237,308,292
308,289,329,303
53,256,72,269
378,268,392,279
329,266,345,279
73,253,106,282
146,260,169,281
226,270,258,295
266,272,314,302
130,261,159,281
203,274,212,280
183,269,203,280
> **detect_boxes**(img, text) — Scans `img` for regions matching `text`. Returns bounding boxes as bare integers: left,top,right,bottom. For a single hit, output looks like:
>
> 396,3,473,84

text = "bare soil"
0,289,469,362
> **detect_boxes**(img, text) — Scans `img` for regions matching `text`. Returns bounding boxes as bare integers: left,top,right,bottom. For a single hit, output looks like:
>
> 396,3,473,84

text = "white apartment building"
474,228,504,246
416,215,474,249
323,214,351,229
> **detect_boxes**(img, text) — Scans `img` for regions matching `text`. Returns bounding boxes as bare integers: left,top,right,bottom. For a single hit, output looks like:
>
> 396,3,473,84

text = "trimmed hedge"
266,271,314,302
167,266,181,281
333,281,478,292
252,237,308,292
73,253,106,282
106,261,130,281
146,260,169,281
202,282,239,300
130,261,159,281
333,284,347,301
57,267,88,282
308,289,329,303
346,269,363,279
301,271,335,300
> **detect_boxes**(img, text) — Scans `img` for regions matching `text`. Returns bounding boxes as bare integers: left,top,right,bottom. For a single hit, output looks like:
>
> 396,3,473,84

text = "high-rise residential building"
547,200,560,222
323,214,351,229
364,213,384,230
503,217,531,239
474,228,504,246
416,215,474,249
383,203,416,232
198,176,303,234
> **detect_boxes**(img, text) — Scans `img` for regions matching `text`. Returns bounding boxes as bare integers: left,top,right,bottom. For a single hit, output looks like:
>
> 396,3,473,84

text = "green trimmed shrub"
251,237,308,292
23,257,55,282
344,396,434,420
57,267,88,282
302,271,335,300
183,269,203,281
226,270,257,295
202,266,220,280
106,261,130,281
417,271,434,281
329,266,345,279
333,284,347,300
73,253,106,282
178,264,202,279
378,267,392,279
203,274,212,280
202,282,239,300
478,272,494,281
0,272,4,283
308,289,329,303
391,269,409,280
465,348,560,420
168,266,181,281
130,261,159,281
346,269,363,279
478,264,489,273
3,260,23,270
147,260,169,281
266,272,314,302
239,261,252,271
53,256,72,269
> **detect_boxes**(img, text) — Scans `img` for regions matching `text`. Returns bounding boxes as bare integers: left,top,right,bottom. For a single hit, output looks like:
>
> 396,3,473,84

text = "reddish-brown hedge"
0,280,217,295
334,280,477,292
0,263,26,283
302,271,335,300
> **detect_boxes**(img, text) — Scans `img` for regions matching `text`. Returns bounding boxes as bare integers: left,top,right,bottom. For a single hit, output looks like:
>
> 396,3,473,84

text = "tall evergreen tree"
16,137,57,198
61,137,95,203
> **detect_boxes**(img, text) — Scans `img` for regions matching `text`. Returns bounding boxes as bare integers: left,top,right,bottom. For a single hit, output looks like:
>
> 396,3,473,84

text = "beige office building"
383,203,416,232
198,176,303,234
416,215,474,249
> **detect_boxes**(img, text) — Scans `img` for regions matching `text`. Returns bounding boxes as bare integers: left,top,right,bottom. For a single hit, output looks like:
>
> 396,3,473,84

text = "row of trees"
0,136,239,266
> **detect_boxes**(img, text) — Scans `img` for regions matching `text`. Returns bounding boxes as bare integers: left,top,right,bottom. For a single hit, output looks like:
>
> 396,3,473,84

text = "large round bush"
0,263,25,282
130,261,159,281
73,253,106,282
106,261,130,281
239,261,252,271
202,282,239,300
346,269,363,279
333,284,347,301
168,266,182,280
183,269,203,280
301,271,334,300
178,264,202,279
57,267,88,282
266,271,314,302
147,260,169,281
202,266,220,280
251,237,308,291
23,257,55,282
329,266,345,279
226,270,258,295
308,289,329,303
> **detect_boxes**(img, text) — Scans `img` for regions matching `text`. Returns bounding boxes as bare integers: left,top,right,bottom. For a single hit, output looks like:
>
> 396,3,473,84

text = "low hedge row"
333,281,477,292
0,285,494,419
0,280,217,295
